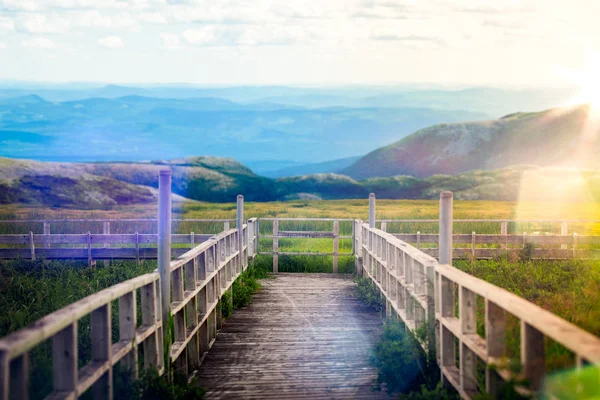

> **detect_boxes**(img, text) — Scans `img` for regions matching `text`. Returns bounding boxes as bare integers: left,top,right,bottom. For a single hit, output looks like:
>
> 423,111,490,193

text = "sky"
0,0,599,86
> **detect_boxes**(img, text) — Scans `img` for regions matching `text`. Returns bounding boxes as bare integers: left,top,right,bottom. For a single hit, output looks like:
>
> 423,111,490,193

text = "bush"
115,368,206,400
354,277,384,313
519,242,536,261
399,383,459,400
371,321,436,393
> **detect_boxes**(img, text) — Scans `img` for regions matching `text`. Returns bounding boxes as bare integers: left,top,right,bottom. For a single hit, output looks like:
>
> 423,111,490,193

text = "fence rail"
1,187,600,399
0,188,259,400
356,192,600,399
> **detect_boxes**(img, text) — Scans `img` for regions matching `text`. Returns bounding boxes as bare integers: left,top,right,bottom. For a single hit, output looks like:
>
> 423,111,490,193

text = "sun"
562,51,600,112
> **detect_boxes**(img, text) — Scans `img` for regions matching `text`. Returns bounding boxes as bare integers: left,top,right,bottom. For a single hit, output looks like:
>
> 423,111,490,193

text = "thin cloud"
97,35,124,48
21,37,57,49
370,34,446,46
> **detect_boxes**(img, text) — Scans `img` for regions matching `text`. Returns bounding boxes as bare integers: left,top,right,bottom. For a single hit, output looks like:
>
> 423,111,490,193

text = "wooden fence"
0,188,259,400
356,192,600,399
257,218,354,272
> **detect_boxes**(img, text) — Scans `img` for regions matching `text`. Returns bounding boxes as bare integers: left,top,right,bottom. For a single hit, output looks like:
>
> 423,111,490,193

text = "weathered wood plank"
195,274,392,399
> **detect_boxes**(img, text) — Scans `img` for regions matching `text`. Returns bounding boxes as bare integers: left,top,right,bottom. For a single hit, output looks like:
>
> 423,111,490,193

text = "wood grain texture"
195,274,392,399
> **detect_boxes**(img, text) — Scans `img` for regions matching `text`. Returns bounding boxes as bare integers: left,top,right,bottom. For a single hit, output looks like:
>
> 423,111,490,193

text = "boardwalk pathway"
195,273,393,399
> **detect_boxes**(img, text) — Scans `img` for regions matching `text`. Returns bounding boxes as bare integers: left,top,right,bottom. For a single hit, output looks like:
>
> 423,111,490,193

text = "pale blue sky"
0,0,598,86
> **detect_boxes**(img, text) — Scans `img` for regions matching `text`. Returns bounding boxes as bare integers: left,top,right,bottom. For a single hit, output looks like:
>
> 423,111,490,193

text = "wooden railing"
257,218,354,272
356,192,600,399
0,220,258,399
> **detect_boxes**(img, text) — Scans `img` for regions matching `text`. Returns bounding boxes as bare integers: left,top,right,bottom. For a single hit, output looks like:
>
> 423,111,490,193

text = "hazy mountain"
0,94,487,164
261,156,361,178
0,84,577,117
343,104,600,179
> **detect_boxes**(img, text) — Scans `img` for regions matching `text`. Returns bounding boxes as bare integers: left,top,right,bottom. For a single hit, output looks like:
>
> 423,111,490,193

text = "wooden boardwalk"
195,274,393,399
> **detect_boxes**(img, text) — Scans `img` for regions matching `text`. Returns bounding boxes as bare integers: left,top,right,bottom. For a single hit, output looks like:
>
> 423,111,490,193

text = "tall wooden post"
158,170,172,328
438,191,453,386
237,195,244,270
369,193,376,229
439,191,453,265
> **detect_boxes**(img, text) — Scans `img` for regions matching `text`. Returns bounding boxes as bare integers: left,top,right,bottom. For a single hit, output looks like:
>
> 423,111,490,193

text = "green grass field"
1,199,599,393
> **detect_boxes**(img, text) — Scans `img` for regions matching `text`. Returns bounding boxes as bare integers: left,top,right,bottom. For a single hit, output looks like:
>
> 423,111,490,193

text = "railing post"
237,195,244,269
439,191,453,265
369,193,376,229
103,221,110,267
561,221,568,250
273,219,279,273
333,220,339,273
158,170,172,330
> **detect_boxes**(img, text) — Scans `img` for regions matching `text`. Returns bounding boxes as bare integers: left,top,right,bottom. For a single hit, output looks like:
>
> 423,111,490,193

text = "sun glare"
562,51,600,113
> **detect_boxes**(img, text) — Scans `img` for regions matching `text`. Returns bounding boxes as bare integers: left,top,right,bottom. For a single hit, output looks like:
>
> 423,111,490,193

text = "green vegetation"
371,320,458,399
0,259,157,398
115,368,206,400
354,277,384,313
454,257,600,370
4,155,600,206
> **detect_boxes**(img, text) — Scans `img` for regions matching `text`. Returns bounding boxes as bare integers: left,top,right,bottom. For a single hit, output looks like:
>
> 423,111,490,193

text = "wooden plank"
91,304,112,400
141,282,159,369
194,274,391,399
53,323,78,394
119,291,137,380
277,231,334,239
521,321,545,390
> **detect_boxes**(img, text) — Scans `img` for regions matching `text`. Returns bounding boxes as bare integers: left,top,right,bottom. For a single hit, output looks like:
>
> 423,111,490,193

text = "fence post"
273,219,279,273
103,221,110,267
333,220,339,273
381,221,387,232
29,231,35,261
158,170,172,330
561,221,568,250
43,222,50,249
439,191,453,265
369,193,376,229
501,221,508,250
237,195,244,269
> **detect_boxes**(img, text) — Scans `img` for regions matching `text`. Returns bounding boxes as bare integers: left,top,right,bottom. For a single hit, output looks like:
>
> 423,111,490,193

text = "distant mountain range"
343,104,600,179
0,93,486,165
0,83,578,117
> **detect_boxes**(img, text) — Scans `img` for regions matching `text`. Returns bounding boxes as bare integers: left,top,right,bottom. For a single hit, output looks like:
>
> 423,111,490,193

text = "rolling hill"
343,104,600,179
2,157,599,207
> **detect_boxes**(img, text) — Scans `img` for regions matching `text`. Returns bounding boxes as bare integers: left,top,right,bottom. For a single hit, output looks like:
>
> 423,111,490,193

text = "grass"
0,259,158,398
454,256,600,372
1,199,599,397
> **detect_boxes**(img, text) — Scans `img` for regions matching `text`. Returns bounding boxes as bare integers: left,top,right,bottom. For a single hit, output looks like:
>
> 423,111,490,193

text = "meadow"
1,199,599,396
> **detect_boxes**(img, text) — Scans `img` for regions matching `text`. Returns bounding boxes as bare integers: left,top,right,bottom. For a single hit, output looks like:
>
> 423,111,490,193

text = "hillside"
2,156,599,208
0,156,276,207
343,104,600,179
261,157,361,178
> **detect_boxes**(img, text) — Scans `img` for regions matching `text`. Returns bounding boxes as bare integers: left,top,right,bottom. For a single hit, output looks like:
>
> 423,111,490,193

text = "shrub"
354,276,384,313
115,368,206,400
371,321,438,394
519,242,536,261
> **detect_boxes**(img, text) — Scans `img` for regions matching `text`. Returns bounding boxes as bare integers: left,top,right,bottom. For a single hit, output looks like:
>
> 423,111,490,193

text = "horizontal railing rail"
0,215,259,400
356,192,600,399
